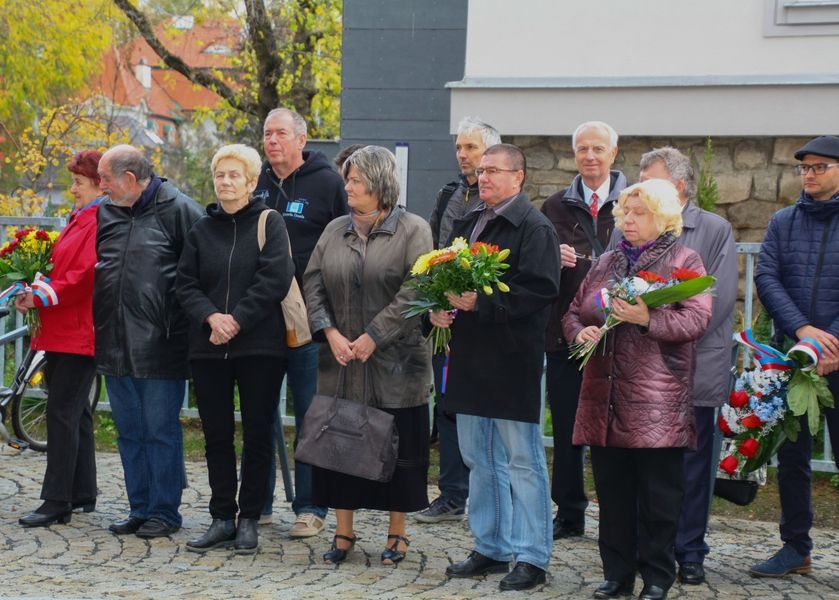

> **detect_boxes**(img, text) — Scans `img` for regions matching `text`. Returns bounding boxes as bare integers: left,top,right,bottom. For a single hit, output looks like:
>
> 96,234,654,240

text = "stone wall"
511,135,811,244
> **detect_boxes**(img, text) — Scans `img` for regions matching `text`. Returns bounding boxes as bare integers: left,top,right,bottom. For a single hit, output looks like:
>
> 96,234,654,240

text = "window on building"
765,0,839,36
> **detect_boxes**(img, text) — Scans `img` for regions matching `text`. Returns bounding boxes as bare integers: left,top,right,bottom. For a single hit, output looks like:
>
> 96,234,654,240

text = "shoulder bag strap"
257,208,271,251
572,207,604,256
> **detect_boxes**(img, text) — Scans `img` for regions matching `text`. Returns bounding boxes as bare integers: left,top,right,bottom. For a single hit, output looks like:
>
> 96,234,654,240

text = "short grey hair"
104,144,153,185
341,145,400,209
457,116,502,148
572,121,619,150
264,108,308,137
639,146,697,203
211,144,263,182
484,143,527,182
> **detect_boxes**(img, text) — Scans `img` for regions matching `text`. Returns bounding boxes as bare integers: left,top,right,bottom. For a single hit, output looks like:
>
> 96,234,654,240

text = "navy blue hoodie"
252,150,347,283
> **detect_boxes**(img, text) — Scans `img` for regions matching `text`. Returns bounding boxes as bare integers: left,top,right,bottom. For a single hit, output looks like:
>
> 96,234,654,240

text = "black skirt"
312,404,430,512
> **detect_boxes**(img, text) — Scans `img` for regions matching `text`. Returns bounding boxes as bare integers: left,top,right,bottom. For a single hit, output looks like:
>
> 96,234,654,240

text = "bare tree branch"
112,0,258,116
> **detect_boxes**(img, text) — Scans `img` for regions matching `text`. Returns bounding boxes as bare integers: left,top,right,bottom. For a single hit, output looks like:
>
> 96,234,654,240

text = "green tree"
695,137,720,212
0,0,115,137
112,0,342,139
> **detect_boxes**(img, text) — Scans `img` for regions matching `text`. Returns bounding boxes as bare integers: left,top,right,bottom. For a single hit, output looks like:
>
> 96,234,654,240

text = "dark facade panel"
341,89,451,121
343,0,467,29
343,30,466,90
341,0,468,222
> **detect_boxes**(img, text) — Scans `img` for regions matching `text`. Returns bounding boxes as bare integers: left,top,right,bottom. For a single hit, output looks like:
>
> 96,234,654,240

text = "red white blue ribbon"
733,330,822,372
30,272,58,307
0,281,26,304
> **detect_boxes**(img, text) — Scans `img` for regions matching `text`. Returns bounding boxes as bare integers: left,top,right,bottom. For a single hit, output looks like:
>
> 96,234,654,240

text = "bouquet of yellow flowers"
0,228,60,333
403,237,511,354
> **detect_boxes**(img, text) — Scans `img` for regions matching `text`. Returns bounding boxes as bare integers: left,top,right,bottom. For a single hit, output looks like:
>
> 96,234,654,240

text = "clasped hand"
325,328,377,366
207,312,241,345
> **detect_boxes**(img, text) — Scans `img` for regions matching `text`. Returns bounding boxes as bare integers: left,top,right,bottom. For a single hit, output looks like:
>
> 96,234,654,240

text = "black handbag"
294,368,399,482
713,477,759,506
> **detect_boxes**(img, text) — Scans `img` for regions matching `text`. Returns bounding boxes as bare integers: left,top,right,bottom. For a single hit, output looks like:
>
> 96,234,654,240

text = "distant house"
89,16,241,148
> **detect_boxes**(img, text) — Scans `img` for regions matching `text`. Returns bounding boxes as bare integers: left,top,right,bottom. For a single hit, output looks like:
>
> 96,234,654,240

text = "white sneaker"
289,513,325,538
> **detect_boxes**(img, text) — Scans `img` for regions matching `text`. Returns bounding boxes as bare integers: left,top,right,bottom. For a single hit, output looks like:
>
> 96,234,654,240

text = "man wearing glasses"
431,144,560,591
752,135,839,577
540,121,627,542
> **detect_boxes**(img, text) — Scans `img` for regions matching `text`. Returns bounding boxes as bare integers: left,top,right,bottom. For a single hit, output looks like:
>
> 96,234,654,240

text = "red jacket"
31,200,99,355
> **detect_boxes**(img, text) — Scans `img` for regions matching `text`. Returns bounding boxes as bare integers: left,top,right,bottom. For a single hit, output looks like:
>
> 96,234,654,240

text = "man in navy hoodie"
752,135,839,577
252,108,348,537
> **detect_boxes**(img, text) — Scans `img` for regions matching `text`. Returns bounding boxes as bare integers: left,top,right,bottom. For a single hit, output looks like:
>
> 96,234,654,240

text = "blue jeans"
457,414,553,570
106,376,186,527
263,342,327,519
432,352,468,505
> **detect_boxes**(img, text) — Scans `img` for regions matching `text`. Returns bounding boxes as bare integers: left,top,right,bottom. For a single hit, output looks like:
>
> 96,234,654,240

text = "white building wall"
451,0,839,136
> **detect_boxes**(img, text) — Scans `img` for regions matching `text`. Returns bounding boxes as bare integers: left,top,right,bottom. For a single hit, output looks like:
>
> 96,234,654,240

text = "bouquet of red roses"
569,268,715,368
402,237,510,354
0,228,60,333
718,330,833,477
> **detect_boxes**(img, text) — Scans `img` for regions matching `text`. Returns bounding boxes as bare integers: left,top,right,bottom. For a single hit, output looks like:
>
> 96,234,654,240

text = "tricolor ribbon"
0,281,26,304
30,272,58,307
733,329,822,372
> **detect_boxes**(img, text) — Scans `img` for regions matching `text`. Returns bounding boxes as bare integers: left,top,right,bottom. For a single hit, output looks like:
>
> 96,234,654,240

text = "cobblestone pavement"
2,448,838,600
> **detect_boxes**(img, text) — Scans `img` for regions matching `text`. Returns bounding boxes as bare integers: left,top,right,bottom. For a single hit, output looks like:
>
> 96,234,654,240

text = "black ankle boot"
186,518,236,552
19,500,73,528
234,518,258,554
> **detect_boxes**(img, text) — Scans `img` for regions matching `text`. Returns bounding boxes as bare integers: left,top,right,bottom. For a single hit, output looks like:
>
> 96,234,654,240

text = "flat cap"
794,135,839,161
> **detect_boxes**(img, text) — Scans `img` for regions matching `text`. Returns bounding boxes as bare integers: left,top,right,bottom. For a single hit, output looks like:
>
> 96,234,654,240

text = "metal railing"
0,235,834,472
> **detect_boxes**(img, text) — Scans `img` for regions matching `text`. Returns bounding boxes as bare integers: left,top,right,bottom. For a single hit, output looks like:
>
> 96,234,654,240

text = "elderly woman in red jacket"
17,150,103,527
562,179,712,600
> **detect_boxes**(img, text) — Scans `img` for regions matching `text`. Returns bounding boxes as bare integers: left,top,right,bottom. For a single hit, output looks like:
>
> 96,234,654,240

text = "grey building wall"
340,0,467,220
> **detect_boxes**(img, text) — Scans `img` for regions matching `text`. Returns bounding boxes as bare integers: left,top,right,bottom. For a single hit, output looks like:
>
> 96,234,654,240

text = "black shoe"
18,501,72,528
186,518,236,553
109,516,147,535
71,499,96,513
678,562,705,585
553,517,584,539
594,580,634,599
499,562,547,591
381,534,410,565
234,518,258,554
639,584,667,600
446,550,509,578
135,517,180,538
323,533,357,564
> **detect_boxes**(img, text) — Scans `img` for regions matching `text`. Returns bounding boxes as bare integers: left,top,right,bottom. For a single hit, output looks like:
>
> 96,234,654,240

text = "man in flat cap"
752,135,839,577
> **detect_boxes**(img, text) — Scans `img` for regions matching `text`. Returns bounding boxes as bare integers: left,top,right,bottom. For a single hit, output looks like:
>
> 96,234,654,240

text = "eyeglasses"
475,167,521,177
794,163,839,176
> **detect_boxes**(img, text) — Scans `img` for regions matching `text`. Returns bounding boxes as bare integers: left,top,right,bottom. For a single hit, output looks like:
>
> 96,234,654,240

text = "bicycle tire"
10,355,101,453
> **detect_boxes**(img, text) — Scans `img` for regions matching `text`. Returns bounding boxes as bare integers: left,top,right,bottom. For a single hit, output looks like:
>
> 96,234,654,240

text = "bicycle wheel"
10,356,101,453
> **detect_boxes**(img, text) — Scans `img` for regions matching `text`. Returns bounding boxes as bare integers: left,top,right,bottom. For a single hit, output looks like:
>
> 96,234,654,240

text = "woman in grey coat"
303,145,433,566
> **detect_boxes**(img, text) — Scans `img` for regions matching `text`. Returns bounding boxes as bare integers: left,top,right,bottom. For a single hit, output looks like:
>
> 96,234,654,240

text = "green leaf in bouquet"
638,275,716,309
782,411,801,443
786,370,811,416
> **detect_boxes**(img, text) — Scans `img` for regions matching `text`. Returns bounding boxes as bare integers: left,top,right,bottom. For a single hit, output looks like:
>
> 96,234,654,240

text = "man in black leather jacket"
95,144,202,539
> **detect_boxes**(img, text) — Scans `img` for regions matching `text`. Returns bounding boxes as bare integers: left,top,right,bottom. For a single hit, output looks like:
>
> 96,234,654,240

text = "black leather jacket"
94,178,203,378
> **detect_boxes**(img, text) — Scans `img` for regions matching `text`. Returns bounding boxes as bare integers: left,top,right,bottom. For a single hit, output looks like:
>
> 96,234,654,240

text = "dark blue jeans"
545,349,588,525
262,342,327,519
432,352,468,505
106,376,186,527
776,371,839,556
675,406,716,564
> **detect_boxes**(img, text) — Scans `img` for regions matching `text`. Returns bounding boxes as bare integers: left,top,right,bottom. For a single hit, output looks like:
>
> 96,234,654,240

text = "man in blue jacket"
752,135,839,577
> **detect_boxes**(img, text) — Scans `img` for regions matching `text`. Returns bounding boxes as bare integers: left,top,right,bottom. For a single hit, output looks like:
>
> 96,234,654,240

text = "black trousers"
191,356,285,520
590,445,685,591
41,352,97,503
546,349,588,524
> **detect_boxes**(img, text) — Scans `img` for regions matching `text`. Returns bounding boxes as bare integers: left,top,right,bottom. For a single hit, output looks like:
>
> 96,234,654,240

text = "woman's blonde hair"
613,179,683,238
211,144,262,182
